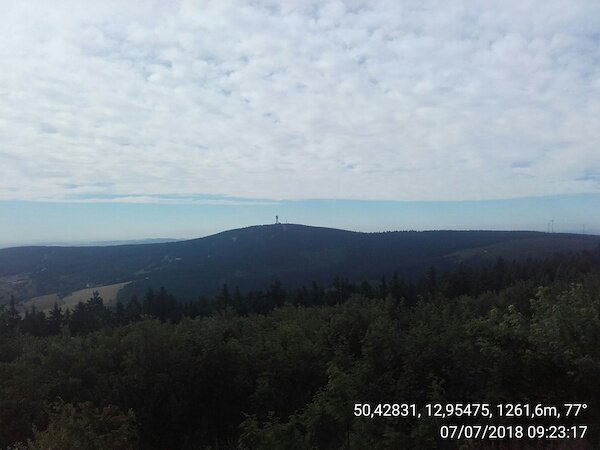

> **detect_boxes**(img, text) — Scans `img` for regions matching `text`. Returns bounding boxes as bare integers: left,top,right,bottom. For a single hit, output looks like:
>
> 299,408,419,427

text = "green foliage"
528,283,600,414
1,254,600,448
30,400,137,450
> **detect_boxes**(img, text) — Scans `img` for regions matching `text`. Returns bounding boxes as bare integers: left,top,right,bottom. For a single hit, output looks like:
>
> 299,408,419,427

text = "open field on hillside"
22,282,130,312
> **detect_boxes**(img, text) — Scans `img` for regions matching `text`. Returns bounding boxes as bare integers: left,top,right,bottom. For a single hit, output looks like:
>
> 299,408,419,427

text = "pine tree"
143,288,155,317
126,295,142,322
114,299,125,325
48,302,64,334
7,296,21,331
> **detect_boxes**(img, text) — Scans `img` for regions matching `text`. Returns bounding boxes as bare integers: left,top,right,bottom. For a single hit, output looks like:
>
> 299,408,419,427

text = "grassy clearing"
23,282,130,312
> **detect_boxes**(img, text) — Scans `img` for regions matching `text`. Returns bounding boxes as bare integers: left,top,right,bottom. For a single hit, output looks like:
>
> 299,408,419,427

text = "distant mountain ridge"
0,238,180,249
1,224,599,304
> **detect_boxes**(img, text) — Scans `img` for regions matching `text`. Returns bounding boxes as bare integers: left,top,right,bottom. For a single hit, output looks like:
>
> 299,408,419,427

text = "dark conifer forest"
1,246,599,448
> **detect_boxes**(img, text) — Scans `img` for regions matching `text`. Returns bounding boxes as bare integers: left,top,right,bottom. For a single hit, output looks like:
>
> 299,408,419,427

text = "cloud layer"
1,0,599,202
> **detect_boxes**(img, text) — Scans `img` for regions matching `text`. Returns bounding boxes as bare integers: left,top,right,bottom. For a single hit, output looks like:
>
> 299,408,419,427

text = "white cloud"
0,0,599,202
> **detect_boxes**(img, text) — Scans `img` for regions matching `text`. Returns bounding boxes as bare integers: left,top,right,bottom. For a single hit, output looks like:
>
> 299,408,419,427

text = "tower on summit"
276,215,279,224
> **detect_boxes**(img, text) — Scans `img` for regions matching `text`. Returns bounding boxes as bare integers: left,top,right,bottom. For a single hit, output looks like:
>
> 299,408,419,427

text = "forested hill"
1,224,599,303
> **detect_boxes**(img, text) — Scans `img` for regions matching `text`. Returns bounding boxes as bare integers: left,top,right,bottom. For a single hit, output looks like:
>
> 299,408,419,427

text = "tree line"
0,247,599,448
4,246,600,337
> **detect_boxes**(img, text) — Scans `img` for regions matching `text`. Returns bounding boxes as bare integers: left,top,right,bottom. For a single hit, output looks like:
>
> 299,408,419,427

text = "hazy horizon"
2,193,599,248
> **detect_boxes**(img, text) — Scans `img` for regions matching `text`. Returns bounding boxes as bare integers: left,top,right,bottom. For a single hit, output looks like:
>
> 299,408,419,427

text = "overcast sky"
1,1,599,243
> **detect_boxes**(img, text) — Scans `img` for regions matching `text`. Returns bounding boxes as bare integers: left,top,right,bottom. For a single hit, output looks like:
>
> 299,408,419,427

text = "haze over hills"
0,238,181,250
1,223,600,306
